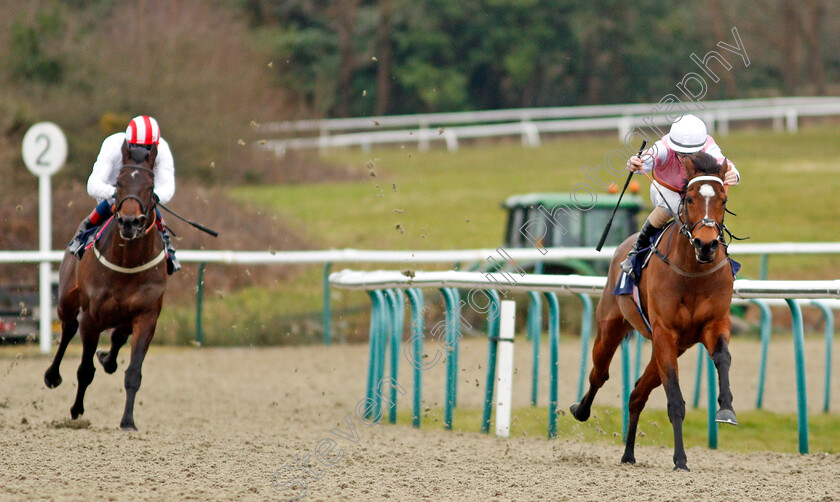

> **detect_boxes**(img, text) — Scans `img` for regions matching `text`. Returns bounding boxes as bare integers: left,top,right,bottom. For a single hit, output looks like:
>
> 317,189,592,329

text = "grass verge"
397,404,840,455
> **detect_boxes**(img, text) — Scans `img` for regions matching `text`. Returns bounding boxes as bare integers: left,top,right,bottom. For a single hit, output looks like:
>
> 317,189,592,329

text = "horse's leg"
652,332,689,471
120,312,158,431
45,261,81,389
571,316,629,421
97,324,131,374
70,316,101,419
621,354,662,465
44,315,79,388
703,330,737,425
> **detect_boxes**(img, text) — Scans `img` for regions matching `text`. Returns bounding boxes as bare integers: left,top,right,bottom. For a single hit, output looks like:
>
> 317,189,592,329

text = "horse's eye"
686,196,694,204
722,198,728,205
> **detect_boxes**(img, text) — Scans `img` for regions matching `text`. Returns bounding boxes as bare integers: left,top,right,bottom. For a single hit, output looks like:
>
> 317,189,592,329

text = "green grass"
173,124,840,346
396,404,840,455
231,124,840,279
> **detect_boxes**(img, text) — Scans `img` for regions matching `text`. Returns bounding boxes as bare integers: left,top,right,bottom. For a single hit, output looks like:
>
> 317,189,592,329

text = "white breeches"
650,181,682,219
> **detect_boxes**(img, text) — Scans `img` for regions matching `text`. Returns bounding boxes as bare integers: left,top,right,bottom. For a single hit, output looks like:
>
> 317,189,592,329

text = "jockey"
620,114,740,279
68,115,181,275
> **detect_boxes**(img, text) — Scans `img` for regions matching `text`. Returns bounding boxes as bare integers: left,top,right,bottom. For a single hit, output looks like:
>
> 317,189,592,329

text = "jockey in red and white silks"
69,115,180,274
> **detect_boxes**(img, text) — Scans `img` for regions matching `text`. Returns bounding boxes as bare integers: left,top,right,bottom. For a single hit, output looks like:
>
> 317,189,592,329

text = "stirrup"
620,251,637,277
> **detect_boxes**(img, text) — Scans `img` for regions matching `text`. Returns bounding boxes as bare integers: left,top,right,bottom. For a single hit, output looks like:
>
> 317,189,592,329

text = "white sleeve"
640,139,667,174
87,134,123,201
153,138,176,204
705,143,740,185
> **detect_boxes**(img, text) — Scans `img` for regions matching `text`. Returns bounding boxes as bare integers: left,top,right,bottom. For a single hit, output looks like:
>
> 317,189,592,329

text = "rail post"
480,290,502,434
527,291,542,406
365,290,387,421
544,292,560,439
693,347,704,409
441,288,462,430
576,293,594,401
810,300,833,412
405,288,425,428
620,335,630,442
786,299,809,454
195,262,206,345
633,331,644,384
706,348,718,449
753,299,772,409
323,262,332,345
383,289,403,424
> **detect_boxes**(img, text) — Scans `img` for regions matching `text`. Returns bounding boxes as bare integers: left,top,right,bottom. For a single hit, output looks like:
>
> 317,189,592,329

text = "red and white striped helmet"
125,116,160,145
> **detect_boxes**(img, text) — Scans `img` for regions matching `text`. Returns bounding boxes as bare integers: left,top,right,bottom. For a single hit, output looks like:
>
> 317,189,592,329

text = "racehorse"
570,152,736,471
44,141,168,431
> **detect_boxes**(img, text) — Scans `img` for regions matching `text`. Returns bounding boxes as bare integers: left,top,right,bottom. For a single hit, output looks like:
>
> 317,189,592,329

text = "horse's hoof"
715,409,738,426
44,370,62,389
620,456,636,465
570,403,589,422
673,464,690,472
96,349,117,374
70,405,83,419
120,422,138,432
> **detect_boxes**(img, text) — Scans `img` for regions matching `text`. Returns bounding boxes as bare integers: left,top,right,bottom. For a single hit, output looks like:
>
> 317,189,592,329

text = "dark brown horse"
45,141,168,431
571,152,736,471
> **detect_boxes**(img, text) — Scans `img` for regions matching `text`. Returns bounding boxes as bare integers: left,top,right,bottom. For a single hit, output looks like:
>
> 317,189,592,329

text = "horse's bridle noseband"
115,164,156,223
678,175,726,244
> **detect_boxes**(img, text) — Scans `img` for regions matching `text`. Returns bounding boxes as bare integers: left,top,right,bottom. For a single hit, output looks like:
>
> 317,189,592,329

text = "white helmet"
668,115,707,153
125,115,160,146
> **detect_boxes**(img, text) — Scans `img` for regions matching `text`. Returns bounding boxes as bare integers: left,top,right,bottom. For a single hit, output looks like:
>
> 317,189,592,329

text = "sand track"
0,335,838,501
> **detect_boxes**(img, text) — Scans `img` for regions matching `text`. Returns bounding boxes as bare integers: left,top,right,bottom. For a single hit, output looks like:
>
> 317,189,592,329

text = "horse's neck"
100,223,161,267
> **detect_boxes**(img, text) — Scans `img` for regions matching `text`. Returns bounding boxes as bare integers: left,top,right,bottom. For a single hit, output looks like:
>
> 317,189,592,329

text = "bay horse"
44,141,168,431
571,152,736,471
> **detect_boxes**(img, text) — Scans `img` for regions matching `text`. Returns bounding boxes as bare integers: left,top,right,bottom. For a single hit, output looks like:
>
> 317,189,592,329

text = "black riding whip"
157,202,219,237
595,140,647,251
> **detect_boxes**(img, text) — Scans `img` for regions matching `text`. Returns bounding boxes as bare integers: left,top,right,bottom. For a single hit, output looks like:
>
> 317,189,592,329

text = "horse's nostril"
692,238,702,248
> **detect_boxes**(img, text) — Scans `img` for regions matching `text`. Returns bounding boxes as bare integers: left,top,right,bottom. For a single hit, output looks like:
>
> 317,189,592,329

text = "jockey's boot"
619,220,660,281
68,217,98,259
160,227,181,275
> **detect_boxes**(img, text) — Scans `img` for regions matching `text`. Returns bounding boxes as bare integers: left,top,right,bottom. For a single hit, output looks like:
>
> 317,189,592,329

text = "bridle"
677,175,726,245
652,175,735,278
92,163,165,274
115,163,156,230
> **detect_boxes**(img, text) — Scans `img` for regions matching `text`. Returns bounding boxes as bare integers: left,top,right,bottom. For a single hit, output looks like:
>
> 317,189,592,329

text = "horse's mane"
682,151,722,192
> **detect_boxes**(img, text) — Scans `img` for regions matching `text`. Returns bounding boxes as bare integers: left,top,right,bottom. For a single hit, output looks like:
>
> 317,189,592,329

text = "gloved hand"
724,165,739,185
626,155,643,172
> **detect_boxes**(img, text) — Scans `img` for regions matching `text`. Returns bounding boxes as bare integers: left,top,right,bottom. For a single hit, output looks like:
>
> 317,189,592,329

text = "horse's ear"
718,158,729,179
121,139,130,161
148,143,158,165
683,154,697,179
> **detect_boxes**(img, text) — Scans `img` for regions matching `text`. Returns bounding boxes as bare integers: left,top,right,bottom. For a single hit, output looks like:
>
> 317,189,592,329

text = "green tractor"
502,192,643,275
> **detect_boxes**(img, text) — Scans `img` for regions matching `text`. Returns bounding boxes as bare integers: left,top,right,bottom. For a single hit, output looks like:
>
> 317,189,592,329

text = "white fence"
4,242,839,352
328,269,840,300
5,241,840,266
255,96,840,154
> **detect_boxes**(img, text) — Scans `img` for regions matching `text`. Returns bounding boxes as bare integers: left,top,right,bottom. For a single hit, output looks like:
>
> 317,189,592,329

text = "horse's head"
115,140,157,240
679,152,728,263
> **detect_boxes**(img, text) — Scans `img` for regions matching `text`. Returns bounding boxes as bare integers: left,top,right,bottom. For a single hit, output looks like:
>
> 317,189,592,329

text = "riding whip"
595,140,647,251
157,202,219,237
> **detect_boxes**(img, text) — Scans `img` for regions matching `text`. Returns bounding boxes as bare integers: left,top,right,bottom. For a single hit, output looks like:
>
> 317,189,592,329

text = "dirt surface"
1,335,838,501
